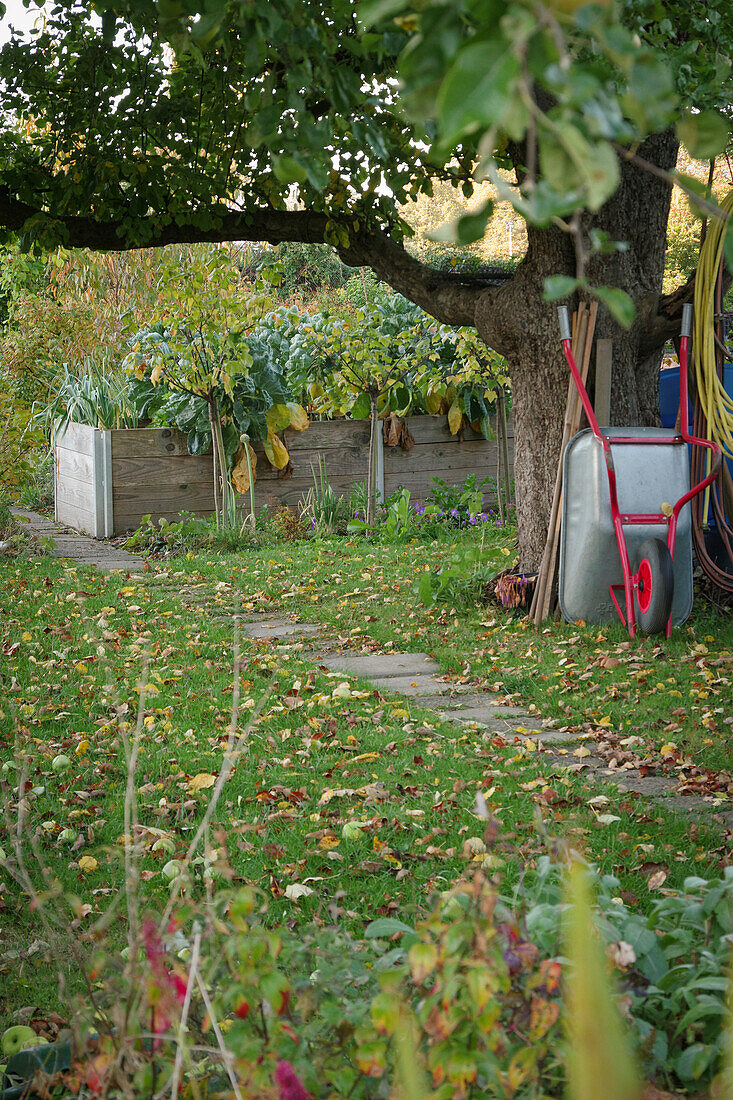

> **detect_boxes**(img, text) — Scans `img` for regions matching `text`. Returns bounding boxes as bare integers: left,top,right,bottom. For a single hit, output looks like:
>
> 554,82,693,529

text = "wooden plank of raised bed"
384,440,501,475
113,506,216,532
254,451,370,482
112,486,217,511
55,421,96,456
110,427,193,458
55,447,95,483
110,454,213,491
55,473,98,534
283,420,372,450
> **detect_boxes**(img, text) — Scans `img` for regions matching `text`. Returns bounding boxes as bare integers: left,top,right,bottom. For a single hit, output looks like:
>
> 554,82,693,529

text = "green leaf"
272,156,309,186
592,285,635,328
543,276,583,302
358,0,407,25
187,428,212,455
364,917,415,938
677,111,731,160
418,572,436,605
351,391,372,419
676,1044,712,1082
436,37,520,143
672,997,726,1039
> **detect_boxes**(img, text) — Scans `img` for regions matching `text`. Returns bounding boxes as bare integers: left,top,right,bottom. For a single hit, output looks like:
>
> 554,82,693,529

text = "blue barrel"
659,364,733,482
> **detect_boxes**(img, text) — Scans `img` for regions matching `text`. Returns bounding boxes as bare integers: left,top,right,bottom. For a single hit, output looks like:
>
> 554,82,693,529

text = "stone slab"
317,653,441,679
11,508,145,572
241,619,321,639
438,705,547,730
612,774,674,796
416,694,527,714
365,675,473,697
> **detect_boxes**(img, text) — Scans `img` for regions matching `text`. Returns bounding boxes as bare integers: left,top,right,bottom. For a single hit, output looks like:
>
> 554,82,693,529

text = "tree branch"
0,188,512,328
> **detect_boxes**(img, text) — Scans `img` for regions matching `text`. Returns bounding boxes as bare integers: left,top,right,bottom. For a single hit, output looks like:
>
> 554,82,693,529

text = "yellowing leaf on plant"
78,856,98,873
425,388,443,415
187,772,217,793
266,403,291,434
150,362,165,386
264,433,290,470
286,402,309,431
408,941,438,984
447,400,463,435
231,441,257,494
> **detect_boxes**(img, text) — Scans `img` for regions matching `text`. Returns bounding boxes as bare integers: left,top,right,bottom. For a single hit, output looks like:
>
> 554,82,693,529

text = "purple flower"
275,1061,310,1100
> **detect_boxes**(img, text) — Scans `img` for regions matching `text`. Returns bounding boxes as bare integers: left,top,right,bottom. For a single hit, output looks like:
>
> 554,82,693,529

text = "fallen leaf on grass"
285,884,314,900
187,773,216,793
648,870,667,890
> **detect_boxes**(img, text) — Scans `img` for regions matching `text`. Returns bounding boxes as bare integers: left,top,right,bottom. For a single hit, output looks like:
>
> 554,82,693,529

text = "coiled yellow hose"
691,189,733,521
692,189,733,461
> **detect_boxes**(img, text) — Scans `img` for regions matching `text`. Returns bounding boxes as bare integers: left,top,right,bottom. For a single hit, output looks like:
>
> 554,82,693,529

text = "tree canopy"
0,0,731,566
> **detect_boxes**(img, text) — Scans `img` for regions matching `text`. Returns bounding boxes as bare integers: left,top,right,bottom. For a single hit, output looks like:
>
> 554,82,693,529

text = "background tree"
0,0,730,567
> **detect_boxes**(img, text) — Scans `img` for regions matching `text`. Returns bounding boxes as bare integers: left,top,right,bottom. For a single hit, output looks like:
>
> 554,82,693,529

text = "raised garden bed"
54,416,514,537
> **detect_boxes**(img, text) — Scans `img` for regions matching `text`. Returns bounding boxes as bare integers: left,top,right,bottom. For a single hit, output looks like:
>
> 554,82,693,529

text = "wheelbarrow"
557,304,721,637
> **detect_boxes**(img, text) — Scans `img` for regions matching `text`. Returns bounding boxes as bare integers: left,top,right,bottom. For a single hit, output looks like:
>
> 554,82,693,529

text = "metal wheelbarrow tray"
555,304,721,638
559,426,693,627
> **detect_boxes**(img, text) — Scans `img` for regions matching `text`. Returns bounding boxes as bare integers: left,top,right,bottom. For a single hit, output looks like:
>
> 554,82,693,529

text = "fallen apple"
21,1036,49,1050
341,822,363,841
58,829,77,843
51,755,72,774
1,1026,37,1057
162,860,182,879
151,838,175,854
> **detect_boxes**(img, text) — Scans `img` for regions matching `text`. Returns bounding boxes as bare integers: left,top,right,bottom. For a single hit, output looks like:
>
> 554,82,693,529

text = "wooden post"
594,340,613,426
498,388,511,517
530,302,598,625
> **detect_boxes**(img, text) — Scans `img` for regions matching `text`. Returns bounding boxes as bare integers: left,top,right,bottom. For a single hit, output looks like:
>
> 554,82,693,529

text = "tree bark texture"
470,132,680,570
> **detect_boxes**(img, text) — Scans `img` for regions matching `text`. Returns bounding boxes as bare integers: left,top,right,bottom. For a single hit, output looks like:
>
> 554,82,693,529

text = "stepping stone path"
11,509,145,573
10,511,731,830
241,615,733,831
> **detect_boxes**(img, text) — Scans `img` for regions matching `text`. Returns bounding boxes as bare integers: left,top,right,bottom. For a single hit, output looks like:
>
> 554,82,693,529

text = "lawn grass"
1,527,731,1020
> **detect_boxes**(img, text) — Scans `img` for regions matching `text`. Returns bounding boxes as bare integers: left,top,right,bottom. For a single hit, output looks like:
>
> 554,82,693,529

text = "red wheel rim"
637,559,653,613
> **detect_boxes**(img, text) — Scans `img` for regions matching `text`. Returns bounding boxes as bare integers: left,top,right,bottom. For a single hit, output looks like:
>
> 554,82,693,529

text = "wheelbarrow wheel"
634,538,674,634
